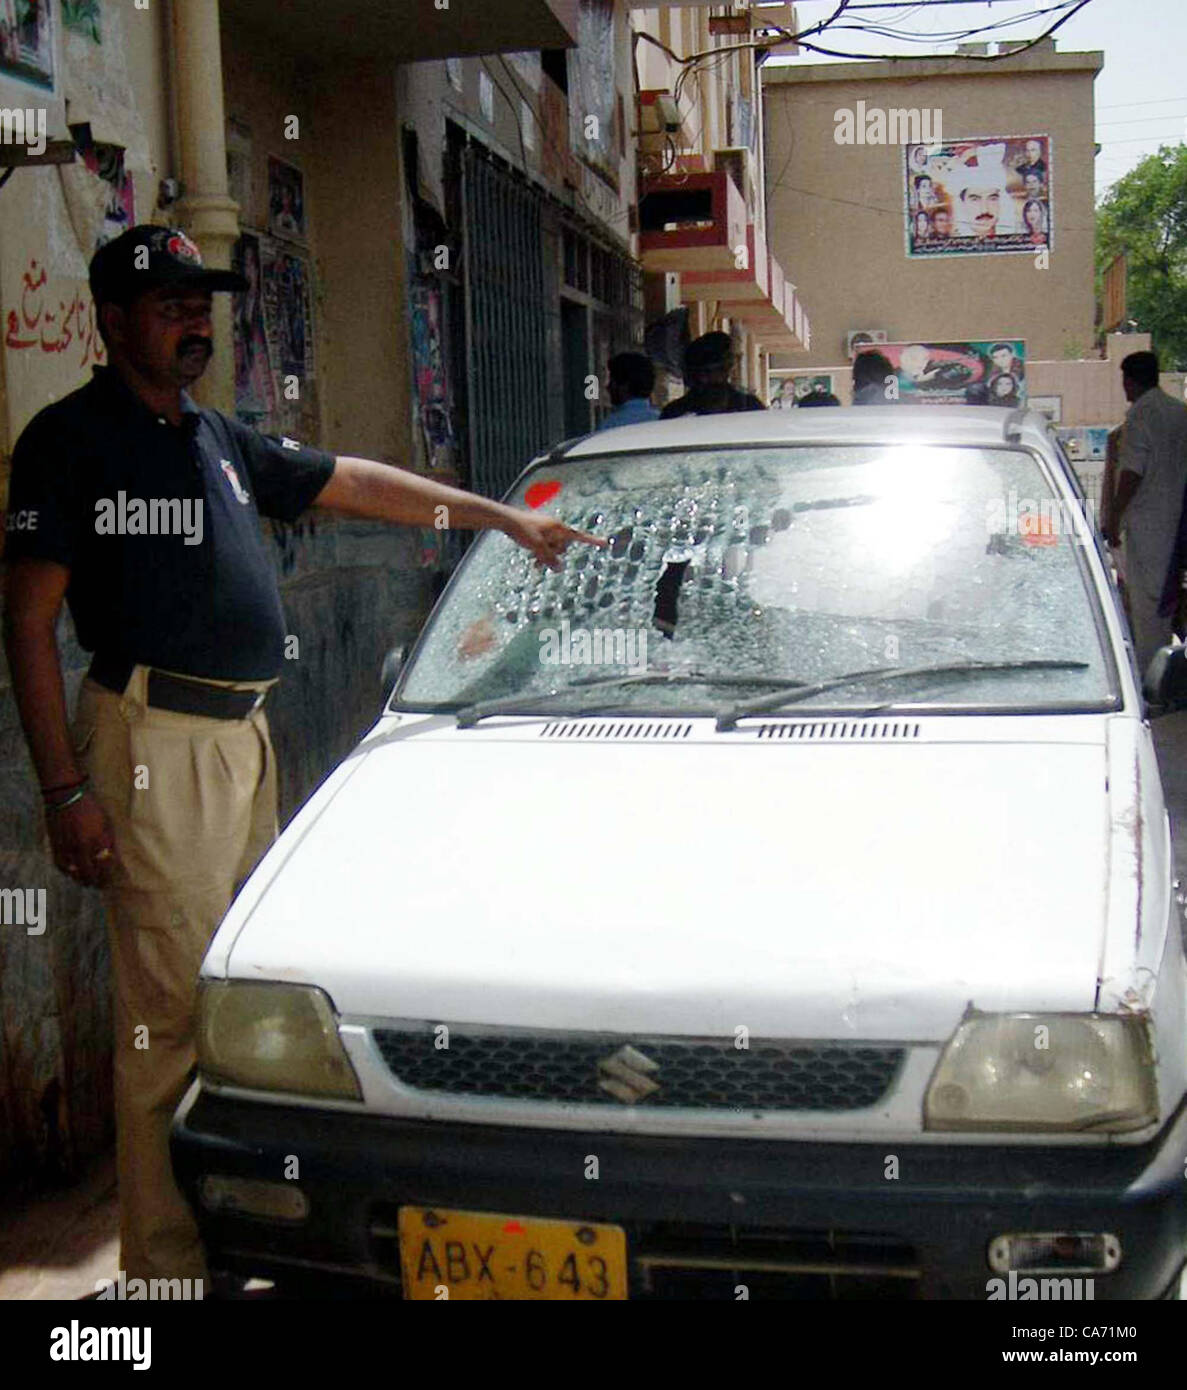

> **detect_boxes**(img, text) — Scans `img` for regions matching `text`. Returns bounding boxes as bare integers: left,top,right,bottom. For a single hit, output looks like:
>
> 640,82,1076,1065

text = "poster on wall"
71,127,134,248
61,1,101,43
904,136,1052,259
857,339,1027,406
568,0,618,189
260,238,315,384
1056,426,1109,463
268,155,306,243
770,372,834,409
232,233,275,425
409,264,453,457
0,0,54,86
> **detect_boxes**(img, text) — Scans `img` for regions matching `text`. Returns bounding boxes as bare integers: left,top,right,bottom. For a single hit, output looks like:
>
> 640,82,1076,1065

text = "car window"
395,444,1119,714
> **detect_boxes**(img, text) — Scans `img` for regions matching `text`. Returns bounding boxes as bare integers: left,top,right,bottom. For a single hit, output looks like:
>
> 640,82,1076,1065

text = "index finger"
559,527,608,548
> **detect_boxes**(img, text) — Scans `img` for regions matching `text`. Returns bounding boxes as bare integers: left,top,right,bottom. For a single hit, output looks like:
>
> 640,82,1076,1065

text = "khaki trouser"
71,665,277,1284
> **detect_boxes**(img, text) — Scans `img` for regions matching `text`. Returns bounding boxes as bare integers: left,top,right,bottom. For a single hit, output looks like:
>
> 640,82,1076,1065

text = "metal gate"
460,143,552,498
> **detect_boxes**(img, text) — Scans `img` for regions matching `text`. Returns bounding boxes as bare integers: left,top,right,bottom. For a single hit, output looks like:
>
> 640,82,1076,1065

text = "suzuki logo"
597,1045,660,1104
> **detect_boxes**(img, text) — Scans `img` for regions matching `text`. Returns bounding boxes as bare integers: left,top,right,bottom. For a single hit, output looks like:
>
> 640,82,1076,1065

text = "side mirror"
381,644,409,703
1144,644,1187,710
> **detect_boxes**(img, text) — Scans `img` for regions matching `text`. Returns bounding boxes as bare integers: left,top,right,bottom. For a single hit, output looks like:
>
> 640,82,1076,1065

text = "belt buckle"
248,689,267,715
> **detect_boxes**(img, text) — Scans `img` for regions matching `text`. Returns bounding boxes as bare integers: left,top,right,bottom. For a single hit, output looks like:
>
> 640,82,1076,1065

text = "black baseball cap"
89,224,247,304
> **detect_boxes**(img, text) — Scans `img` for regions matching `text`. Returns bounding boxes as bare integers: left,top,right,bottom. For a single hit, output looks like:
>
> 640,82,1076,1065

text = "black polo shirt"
4,366,336,680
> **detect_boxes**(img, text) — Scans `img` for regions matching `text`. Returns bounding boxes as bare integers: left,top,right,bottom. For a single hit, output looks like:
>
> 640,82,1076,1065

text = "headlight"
924,1012,1157,1133
197,981,362,1100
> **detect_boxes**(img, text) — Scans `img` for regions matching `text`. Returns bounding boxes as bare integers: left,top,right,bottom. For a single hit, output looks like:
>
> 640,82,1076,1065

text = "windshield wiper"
714,659,1091,731
455,670,806,728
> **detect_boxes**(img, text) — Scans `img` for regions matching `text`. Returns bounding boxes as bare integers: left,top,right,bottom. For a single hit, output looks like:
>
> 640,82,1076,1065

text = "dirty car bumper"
171,1086,1187,1299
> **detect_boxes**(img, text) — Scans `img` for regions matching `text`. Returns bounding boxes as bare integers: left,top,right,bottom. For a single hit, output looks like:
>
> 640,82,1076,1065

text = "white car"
173,408,1187,1300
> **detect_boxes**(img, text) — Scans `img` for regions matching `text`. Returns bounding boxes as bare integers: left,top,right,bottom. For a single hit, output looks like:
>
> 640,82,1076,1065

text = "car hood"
213,721,1112,1041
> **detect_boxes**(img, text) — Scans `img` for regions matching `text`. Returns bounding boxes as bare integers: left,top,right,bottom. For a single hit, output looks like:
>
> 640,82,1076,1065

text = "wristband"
41,777,88,797
45,781,90,813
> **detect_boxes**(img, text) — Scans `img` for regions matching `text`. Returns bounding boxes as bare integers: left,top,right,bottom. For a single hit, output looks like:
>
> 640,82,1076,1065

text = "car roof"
549,406,1054,461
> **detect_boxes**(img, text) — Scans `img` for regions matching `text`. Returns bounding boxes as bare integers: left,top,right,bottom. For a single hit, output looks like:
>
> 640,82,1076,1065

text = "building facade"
762,41,1102,373
0,0,814,1192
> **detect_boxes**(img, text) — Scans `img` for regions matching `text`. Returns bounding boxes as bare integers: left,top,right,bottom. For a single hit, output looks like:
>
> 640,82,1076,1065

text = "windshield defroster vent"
756,720,922,741
539,721,694,740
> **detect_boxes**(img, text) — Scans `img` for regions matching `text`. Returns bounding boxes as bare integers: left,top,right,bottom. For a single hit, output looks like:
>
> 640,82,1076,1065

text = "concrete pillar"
168,0,240,412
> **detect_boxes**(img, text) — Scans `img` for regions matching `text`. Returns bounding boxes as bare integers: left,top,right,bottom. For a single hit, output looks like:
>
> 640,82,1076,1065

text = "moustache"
178,337,213,358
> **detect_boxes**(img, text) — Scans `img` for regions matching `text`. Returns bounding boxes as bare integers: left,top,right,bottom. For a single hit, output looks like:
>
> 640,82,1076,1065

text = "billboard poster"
770,372,834,409
905,136,1051,259
857,340,1027,406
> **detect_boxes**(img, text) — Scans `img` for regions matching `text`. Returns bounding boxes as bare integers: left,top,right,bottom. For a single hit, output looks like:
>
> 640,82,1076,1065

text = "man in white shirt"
1106,351,1187,676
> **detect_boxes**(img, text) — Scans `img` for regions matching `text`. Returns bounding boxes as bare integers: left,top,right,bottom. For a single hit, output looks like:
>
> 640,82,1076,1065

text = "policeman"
2,225,599,1288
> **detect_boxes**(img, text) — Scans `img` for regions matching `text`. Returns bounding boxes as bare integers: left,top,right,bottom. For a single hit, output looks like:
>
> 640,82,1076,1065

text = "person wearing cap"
2,224,601,1289
659,332,765,418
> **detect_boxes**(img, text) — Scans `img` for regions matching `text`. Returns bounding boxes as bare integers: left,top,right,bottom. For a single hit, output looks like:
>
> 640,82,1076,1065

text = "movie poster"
857,340,1027,406
232,233,275,425
904,136,1051,259
260,239,315,383
770,372,834,409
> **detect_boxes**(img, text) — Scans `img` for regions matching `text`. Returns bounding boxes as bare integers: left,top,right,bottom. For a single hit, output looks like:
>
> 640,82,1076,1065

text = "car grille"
370,1026,904,1111
368,1209,919,1300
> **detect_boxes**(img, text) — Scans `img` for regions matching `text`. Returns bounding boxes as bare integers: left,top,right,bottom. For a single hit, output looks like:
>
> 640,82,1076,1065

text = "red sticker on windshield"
525,480,562,509
1019,511,1057,546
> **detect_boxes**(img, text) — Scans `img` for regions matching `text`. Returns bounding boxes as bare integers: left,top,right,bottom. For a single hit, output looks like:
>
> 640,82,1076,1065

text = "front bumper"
172,1085,1187,1299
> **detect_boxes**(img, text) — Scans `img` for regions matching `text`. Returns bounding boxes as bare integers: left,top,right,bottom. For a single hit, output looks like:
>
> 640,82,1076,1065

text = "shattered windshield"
394,444,1117,715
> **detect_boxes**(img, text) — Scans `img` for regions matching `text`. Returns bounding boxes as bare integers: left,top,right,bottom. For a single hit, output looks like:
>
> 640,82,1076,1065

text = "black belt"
88,654,270,721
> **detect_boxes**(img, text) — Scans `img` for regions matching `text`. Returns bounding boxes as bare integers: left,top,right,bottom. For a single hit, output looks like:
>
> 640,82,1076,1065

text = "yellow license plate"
398,1206,628,1300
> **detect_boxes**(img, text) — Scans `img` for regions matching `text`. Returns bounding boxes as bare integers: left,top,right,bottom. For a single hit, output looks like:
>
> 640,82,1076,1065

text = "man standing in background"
598,352,659,430
1106,351,1187,675
660,333,765,418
